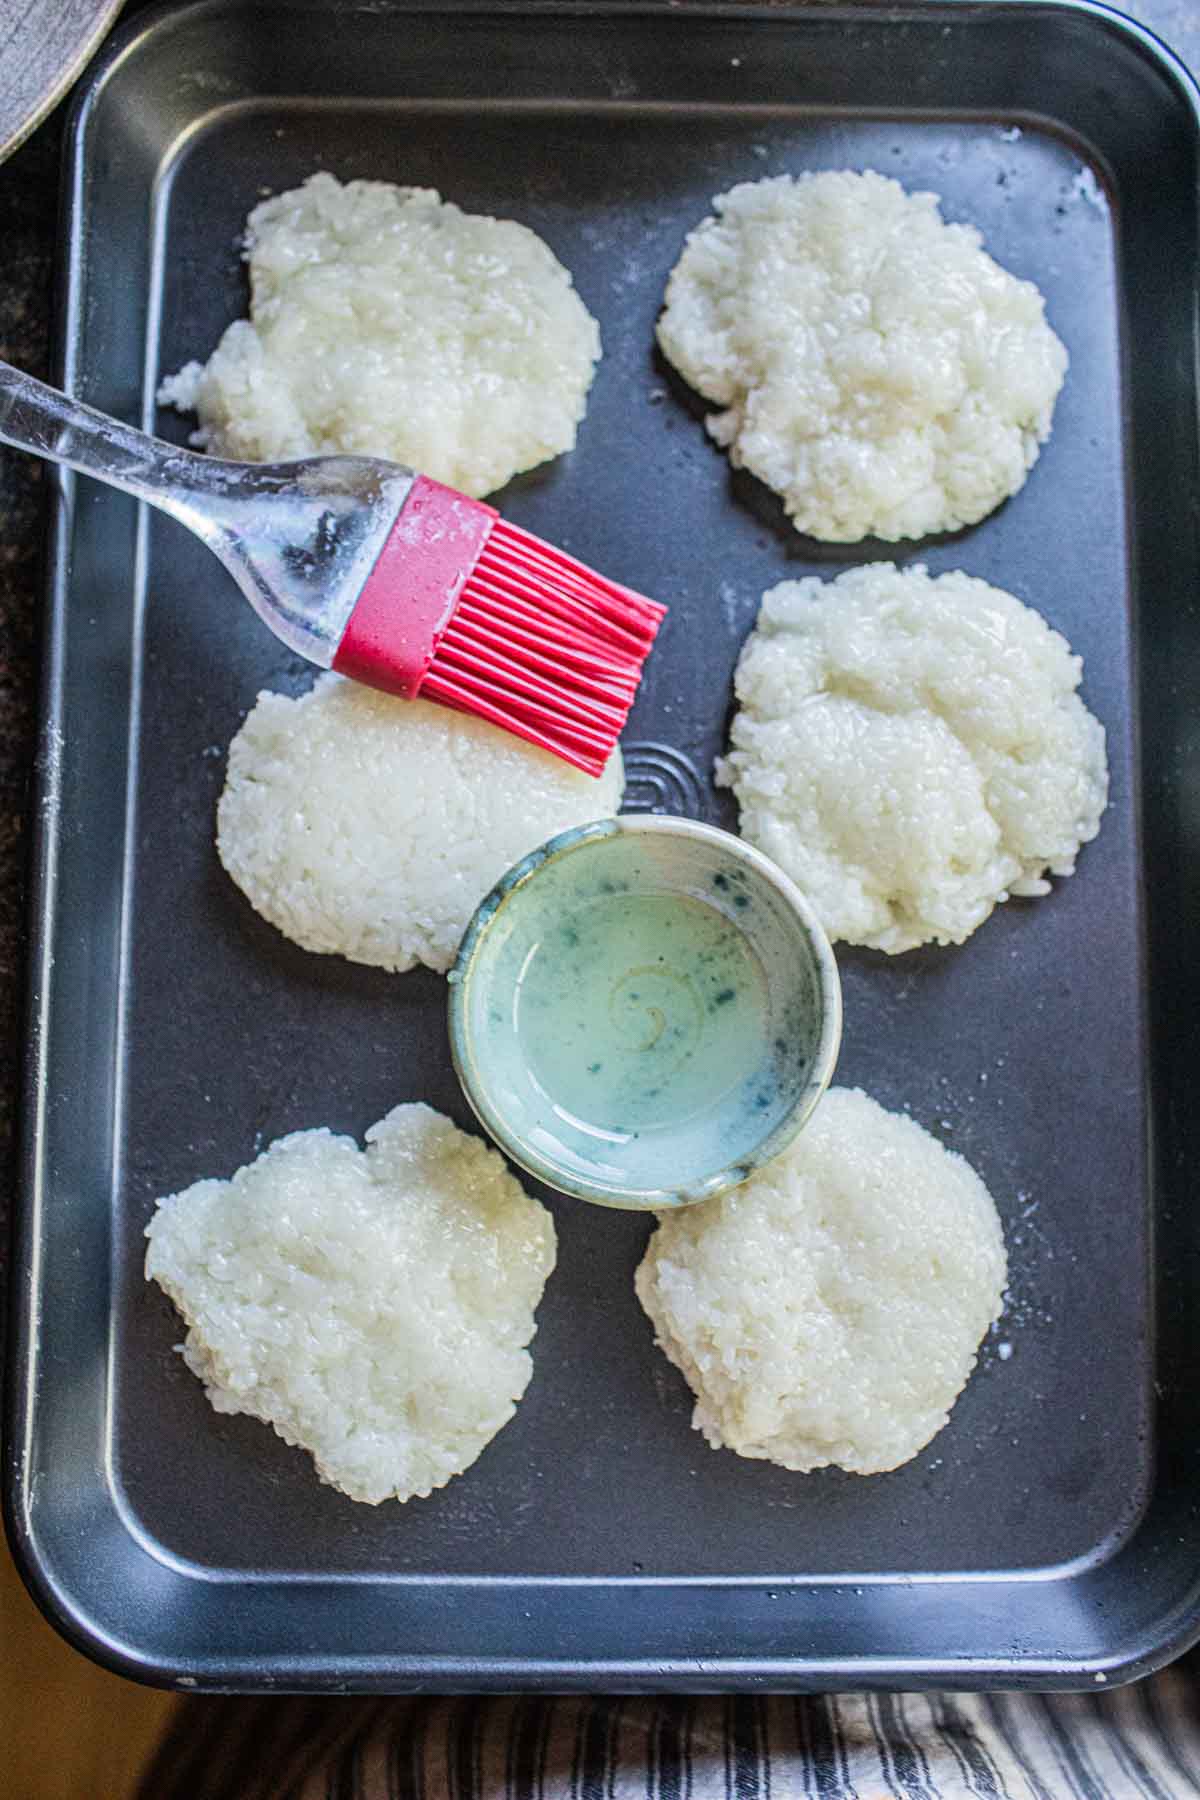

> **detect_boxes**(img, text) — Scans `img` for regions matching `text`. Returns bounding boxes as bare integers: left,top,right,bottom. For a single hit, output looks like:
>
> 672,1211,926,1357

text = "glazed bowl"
448,816,841,1209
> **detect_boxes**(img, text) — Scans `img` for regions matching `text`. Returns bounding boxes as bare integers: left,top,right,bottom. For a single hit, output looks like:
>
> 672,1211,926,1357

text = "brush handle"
0,358,251,522
0,359,415,665
0,358,380,533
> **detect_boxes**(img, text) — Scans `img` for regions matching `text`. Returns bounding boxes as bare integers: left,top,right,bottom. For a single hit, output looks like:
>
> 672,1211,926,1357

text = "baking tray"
5,0,1200,1692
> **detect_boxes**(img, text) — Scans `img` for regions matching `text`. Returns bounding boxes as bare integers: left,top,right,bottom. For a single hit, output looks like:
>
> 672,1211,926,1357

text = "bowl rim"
447,814,842,1210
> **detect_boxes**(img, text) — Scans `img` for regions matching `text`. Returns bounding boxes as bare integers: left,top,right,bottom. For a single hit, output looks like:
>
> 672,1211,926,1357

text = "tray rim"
6,0,1200,1692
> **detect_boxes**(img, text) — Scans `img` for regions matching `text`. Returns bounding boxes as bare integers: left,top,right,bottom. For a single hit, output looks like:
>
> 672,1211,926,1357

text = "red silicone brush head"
422,518,666,777
333,476,666,777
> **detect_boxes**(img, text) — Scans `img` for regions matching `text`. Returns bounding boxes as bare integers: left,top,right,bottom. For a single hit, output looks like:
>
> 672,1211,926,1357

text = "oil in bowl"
449,817,842,1209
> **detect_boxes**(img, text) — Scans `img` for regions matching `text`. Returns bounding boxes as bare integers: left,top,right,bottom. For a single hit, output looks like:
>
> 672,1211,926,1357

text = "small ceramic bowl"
448,816,841,1210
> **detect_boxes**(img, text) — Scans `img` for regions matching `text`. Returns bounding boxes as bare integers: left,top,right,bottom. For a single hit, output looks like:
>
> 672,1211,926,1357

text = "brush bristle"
420,518,667,776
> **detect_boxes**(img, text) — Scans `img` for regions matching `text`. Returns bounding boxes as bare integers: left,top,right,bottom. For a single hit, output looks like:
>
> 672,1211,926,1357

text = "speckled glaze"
449,817,841,1209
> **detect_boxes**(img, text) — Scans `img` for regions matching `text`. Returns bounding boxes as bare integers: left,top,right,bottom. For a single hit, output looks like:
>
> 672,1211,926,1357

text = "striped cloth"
136,1671,1200,1799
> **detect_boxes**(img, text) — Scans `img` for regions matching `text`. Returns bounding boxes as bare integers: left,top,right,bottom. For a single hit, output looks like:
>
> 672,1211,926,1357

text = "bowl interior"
450,818,840,1208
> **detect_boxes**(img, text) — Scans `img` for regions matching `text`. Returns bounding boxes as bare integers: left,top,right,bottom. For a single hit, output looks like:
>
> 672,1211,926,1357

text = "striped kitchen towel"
136,1672,1200,1798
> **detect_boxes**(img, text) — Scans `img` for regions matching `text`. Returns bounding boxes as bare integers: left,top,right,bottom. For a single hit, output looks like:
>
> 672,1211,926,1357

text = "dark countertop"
0,0,1194,1270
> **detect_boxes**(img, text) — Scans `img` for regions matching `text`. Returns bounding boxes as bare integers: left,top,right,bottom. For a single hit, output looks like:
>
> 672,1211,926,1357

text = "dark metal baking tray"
5,0,1200,1692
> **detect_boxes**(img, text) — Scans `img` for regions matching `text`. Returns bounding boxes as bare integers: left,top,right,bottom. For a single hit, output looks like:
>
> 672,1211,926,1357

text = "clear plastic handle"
0,359,230,517
0,359,414,665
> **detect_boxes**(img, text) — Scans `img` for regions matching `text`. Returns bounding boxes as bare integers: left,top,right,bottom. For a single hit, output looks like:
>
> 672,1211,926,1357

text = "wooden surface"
0,1535,174,1799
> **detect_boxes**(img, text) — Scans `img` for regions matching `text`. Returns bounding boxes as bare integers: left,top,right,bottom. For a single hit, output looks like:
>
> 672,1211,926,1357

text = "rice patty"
158,172,601,498
657,169,1068,542
635,1086,1007,1475
145,1103,556,1504
217,675,624,973
717,563,1108,954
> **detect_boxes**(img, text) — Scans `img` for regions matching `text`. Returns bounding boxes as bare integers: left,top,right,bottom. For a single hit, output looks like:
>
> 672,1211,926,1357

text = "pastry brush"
0,362,665,775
